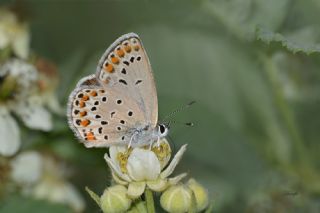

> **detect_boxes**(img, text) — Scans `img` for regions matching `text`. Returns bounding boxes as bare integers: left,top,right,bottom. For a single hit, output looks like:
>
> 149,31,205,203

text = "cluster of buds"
87,139,210,213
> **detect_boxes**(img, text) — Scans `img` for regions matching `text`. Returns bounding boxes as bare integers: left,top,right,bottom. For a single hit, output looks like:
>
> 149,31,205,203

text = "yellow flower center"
116,148,132,174
151,142,171,164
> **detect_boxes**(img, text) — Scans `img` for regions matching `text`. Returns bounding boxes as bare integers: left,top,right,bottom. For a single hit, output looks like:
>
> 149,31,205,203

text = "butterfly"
67,33,169,148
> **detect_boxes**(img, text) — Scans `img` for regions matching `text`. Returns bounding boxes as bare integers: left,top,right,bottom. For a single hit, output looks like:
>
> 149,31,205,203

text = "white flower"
10,151,85,212
0,59,56,156
0,8,30,59
33,180,85,213
104,139,187,198
0,106,20,156
12,95,53,131
10,151,42,184
0,59,37,91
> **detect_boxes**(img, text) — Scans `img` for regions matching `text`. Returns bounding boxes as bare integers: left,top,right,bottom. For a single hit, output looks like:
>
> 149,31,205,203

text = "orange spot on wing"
116,49,125,57
82,95,89,101
79,101,86,108
124,45,131,53
80,111,87,117
81,119,90,127
104,63,114,73
134,45,140,51
90,91,97,97
86,132,96,141
111,56,120,64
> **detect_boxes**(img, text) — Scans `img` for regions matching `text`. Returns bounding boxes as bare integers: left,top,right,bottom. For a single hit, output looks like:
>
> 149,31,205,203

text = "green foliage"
256,27,320,54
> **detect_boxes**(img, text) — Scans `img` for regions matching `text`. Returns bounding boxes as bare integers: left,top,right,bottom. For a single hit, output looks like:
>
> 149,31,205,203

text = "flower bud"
160,184,192,213
100,185,132,213
188,179,209,211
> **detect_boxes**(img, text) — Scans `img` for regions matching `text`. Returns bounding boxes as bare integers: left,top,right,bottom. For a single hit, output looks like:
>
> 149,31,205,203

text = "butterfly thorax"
129,123,169,147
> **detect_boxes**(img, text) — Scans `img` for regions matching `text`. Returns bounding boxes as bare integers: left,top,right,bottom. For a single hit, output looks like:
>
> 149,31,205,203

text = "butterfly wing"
67,33,158,147
96,33,158,127
68,75,147,147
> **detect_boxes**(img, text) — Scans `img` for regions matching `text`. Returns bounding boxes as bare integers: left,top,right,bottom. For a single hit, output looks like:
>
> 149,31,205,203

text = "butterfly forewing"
96,33,158,128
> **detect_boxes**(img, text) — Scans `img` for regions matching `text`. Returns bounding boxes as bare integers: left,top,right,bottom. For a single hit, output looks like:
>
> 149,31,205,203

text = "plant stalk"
145,188,155,213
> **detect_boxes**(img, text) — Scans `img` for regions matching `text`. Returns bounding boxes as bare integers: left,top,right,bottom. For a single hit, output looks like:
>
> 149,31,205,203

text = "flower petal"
1,59,38,89
147,178,168,192
10,151,43,185
12,24,30,59
33,180,85,212
112,172,128,185
168,173,188,185
13,96,52,131
104,153,131,182
0,107,20,156
127,182,146,199
127,148,161,181
161,144,187,179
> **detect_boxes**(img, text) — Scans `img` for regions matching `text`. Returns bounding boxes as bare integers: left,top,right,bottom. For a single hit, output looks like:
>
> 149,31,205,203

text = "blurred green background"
2,0,320,212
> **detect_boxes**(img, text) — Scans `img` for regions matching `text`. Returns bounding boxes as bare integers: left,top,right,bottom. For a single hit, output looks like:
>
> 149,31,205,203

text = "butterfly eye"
159,124,165,134
158,124,168,137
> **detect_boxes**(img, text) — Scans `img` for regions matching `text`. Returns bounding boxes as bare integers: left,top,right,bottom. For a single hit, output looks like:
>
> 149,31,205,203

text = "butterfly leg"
157,136,160,147
148,142,153,150
128,133,135,149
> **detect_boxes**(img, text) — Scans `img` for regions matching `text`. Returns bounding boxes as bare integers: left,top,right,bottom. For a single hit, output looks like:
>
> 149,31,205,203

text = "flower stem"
145,188,155,213
263,55,311,166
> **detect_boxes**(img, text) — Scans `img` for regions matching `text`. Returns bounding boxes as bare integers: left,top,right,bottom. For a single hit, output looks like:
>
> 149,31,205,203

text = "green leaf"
203,0,289,40
256,27,320,54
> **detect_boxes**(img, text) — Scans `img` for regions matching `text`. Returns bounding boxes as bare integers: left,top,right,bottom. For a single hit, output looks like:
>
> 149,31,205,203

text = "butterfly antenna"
166,120,194,129
162,101,196,124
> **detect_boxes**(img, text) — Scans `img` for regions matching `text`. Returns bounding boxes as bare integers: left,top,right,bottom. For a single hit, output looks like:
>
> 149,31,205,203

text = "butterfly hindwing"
68,78,146,147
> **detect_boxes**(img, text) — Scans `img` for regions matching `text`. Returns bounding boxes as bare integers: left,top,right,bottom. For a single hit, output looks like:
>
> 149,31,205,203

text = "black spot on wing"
135,80,142,85
119,79,127,85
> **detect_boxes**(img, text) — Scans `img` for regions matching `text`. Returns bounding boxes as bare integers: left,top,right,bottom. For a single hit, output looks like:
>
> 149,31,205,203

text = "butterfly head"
157,123,169,138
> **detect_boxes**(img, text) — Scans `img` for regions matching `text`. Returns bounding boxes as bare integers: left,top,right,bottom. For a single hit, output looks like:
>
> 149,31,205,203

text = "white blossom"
0,106,20,156
0,59,56,156
0,9,30,59
104,139,187,198
10,151,42,184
